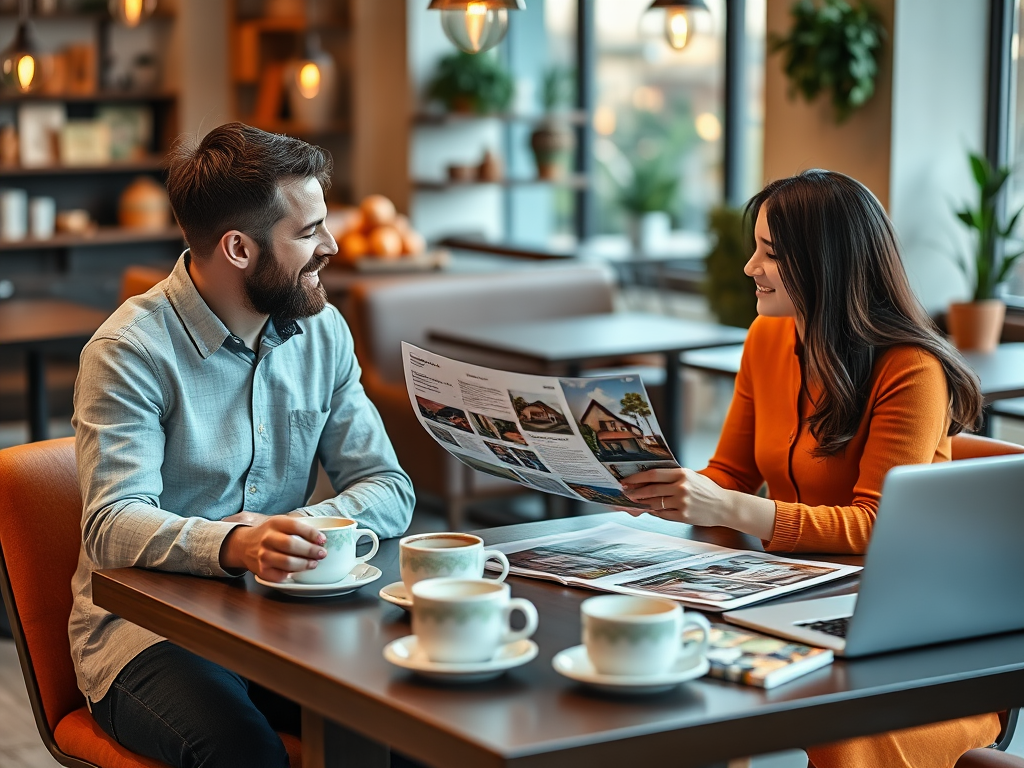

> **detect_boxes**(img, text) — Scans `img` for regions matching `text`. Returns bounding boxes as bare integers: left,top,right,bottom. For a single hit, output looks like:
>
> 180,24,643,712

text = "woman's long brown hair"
746,169,983,456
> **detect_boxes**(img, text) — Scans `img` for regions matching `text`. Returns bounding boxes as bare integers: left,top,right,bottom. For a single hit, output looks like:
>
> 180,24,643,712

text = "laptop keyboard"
798,616,851,638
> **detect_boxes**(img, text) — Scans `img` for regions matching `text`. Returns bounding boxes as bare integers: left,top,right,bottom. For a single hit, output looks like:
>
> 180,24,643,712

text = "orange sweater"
700,316,999,767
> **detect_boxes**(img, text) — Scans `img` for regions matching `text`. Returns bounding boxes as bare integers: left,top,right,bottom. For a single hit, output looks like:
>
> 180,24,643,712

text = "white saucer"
255,563,382,598
552,645,710,694
378,581,413,610
383,635,538,683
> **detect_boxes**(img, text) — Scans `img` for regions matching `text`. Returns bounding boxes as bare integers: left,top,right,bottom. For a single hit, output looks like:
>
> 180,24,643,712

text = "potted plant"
770,0,885,123
529,66,575,179
703,206,758,328
615,157,679,254
948,152,1024,352
426,51,514,115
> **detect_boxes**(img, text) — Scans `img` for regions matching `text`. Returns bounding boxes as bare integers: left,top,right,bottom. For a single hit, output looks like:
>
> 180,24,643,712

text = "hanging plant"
770,0,885,123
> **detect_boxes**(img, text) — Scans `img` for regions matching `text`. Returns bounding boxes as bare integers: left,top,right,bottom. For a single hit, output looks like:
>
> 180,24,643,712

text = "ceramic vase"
947,299,1006,353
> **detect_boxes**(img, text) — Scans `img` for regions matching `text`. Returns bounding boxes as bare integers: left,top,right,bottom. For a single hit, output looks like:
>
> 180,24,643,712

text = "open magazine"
487,522,860,612
403,342,681,506
402,343,860,611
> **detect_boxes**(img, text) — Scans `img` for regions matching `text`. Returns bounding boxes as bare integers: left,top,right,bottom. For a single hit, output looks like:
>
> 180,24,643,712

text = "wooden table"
428,313,747,461
0,299,107,441
92,513,1024,768
680,342,1024,436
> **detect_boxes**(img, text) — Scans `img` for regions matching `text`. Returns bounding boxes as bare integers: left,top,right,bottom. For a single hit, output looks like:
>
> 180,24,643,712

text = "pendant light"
427,0,526,55
1,0,43,93
645,0,709,51
294,32,332,100
109,0,157,27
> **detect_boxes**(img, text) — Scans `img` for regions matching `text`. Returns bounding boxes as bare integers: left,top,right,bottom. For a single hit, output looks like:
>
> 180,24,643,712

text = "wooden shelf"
414,175,590,192
247,119,350,138
0,157,166,177
1,90,177,104
413,111,589,126
0,9,175,20
0,226,183,253
236,15,348,32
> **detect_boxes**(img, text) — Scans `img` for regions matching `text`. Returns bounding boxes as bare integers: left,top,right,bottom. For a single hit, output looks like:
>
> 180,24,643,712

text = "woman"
622,170,1000,768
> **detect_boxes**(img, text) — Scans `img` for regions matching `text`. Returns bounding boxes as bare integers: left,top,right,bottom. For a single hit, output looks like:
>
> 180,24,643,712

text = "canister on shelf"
119,176,171,230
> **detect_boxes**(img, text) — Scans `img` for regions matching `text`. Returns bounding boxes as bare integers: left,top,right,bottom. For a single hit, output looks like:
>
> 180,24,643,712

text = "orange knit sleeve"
767,347,952,554
698,340,764,495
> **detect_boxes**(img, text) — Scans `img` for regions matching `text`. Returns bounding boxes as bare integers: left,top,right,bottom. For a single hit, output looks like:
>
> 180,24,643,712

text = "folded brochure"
687,623,834,688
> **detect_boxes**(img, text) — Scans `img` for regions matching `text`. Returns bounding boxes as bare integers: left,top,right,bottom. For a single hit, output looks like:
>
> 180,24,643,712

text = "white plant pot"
628,211,671,255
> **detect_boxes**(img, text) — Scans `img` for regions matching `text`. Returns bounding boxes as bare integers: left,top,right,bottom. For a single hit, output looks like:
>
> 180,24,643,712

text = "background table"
0,299,107,441
428,312,747,460
680,342,1024,436
93,513,1024,768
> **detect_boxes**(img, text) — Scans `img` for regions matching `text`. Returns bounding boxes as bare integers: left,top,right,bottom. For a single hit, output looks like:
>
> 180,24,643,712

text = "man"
70,122,415,768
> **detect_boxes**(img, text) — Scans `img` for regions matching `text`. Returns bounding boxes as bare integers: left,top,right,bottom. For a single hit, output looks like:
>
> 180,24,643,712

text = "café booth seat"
0,438,302,768
346,265,623,529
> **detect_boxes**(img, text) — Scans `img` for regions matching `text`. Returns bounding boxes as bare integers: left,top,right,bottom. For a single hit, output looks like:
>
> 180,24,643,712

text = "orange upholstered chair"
117,264,171,305
0,438,301,768
950,435,1024,767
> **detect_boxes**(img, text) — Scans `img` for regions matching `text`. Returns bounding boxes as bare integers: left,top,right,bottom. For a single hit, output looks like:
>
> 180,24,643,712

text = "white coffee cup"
581,594,710,677
0,188,28,241
399,532,509,592
291,517,379,585
411,578,538,663
29,196,56,239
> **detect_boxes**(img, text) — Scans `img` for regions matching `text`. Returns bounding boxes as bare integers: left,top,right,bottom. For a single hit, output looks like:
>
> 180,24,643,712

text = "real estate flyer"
402,342,680,508
491,522,861,612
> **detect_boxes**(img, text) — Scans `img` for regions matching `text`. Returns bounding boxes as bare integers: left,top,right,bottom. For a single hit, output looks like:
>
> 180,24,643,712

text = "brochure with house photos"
403,342,680,509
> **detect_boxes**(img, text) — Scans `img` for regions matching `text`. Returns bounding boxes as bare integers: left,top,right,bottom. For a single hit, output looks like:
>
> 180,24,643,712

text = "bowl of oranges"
329,195,447,272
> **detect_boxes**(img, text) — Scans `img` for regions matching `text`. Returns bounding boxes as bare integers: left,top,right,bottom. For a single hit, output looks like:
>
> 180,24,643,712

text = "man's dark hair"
166,122,333,257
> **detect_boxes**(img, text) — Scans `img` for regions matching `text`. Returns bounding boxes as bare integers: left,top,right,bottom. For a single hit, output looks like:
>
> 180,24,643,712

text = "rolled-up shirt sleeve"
73,335,241,578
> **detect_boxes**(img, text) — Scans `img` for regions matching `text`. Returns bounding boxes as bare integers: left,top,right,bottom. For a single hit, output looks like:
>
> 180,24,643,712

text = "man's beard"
244,244,329,322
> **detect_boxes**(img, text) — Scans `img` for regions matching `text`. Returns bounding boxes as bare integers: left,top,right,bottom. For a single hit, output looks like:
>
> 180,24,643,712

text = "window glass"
1006,1,1024,304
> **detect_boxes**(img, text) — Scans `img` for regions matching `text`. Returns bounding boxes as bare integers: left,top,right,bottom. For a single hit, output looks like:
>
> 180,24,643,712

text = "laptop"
724,454,1024,657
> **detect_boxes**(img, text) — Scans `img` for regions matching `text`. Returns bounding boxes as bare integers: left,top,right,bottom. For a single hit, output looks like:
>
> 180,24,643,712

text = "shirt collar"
165,250,304,359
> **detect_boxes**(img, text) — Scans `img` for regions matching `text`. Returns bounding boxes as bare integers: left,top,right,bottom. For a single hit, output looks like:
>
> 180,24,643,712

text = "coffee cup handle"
502,598,538,645
353,529,380,564
483,549,510,582
679,611,711,660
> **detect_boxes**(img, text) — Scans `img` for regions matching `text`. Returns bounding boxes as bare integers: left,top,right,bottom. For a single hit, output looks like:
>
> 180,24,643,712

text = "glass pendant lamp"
109,0,158,27
1,0,44,93
645,0,709,51
427,0,526,55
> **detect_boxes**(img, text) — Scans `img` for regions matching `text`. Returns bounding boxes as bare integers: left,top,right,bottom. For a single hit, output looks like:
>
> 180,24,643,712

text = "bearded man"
69,123,414,768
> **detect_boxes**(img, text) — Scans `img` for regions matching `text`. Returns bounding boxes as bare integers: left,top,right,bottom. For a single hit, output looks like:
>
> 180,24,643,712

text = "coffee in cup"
399,532,509,592
291,517,379,585
411,578,538,663
581,594,710,676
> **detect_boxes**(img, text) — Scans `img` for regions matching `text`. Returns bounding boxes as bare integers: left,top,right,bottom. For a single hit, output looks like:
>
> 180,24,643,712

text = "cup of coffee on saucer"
552,594,711,694
289,517,381,585
383,578,539,682
379,532,509,610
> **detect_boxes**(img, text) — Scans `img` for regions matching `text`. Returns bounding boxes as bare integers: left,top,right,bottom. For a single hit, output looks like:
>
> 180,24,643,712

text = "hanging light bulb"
109,0,157,28
427,0,525,55
645,0,709,51
294,33,330,100
1,0,44,93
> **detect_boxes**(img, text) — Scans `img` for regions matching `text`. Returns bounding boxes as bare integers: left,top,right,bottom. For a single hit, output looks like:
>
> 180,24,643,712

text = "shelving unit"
0,9,182,307
413,174,590,192
229,0,353,202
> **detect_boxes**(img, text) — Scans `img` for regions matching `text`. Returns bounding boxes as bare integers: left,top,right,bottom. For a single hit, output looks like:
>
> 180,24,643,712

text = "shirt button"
257,424,265,434
249,485,258,493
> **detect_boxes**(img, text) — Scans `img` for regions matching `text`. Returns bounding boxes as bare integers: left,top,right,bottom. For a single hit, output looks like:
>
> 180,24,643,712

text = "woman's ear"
217,231,258,271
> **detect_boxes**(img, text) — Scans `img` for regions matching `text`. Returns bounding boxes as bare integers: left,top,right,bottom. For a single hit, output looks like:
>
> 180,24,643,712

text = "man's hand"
223,510,307,526
220,516,327,582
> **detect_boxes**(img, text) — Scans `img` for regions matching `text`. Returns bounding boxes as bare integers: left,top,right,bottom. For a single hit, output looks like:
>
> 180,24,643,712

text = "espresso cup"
411,578,538,663
399,532,509,592
581,594,710,677
291,517,379,585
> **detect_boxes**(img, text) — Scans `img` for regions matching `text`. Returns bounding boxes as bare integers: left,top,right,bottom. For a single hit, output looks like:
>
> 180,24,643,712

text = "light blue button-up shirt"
69,253,414,702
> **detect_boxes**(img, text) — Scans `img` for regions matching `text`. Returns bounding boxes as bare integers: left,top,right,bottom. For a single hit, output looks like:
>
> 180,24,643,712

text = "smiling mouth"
755,283,775,294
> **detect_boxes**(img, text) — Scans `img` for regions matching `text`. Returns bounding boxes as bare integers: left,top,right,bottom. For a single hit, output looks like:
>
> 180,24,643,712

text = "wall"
763,0,895,209
888,0,989,314
174,0,232,139
762,0,989,315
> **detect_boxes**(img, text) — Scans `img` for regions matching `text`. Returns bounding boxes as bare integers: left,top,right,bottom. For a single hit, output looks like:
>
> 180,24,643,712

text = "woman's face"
744,206,798,322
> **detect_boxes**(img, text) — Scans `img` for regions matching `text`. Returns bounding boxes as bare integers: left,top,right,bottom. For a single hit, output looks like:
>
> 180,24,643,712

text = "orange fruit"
393,213,411,234
368,226,403,259
401,229,426,256
339,231,369,264
360,195,396,228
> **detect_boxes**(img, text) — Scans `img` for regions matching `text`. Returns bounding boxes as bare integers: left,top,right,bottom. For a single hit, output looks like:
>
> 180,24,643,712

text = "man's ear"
217,231,258,271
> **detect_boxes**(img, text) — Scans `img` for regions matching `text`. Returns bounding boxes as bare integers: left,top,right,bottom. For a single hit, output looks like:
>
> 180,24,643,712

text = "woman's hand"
621,467,777,540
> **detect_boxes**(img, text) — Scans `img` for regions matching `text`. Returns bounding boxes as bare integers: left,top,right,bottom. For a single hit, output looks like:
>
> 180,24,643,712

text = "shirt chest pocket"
287,408,330,481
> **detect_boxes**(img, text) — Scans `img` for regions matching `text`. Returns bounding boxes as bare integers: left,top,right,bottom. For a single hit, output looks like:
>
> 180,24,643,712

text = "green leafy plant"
541,66,574,113
955,152,1024,302
703,207,758,328
770,0,885,123
426,51,514,115
615,158,678,215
